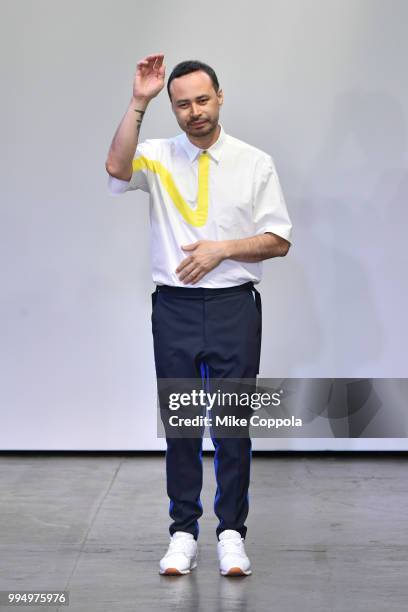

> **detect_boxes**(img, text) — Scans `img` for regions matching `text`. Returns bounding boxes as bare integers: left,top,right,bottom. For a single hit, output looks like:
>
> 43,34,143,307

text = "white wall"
1,0,407,449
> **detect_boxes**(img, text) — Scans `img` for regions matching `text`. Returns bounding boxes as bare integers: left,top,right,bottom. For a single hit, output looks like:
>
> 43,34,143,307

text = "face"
169,70,223,139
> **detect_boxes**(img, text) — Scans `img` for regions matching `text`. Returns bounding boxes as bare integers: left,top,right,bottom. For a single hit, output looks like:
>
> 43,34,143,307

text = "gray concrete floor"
0,453,407,611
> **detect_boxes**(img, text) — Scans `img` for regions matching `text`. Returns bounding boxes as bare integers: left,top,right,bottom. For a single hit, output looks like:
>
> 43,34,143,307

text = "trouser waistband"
154,281,256,297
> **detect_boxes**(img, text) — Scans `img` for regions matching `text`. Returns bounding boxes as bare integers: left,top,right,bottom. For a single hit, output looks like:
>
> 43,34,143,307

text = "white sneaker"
217,530,252,576
159,531,198,575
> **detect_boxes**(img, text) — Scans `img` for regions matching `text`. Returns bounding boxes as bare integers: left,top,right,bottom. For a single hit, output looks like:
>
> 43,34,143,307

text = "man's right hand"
133,53,165,101
105,53,165,181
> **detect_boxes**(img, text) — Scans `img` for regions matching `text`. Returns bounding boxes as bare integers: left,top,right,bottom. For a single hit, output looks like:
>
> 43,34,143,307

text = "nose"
190,103,202,119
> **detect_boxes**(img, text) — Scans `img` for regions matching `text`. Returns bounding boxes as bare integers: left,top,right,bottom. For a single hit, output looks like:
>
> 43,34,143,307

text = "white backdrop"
1,0,407,450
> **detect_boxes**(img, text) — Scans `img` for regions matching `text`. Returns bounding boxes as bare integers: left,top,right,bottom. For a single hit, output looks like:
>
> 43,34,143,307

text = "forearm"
222,232,290,263
105,96,150,180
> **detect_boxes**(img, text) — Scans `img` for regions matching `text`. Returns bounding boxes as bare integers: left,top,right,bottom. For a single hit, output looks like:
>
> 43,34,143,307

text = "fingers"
175,255,194,274
179,265,202,284
153,54,164,66
182,268,204,285
178,262,197,281
176,258,208,284
143,53,164,61
137,53,165,76
138,53,164,68
152,54,164,75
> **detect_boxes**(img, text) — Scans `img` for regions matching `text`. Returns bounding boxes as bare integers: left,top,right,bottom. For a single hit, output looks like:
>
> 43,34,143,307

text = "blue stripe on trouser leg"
151,286,261,542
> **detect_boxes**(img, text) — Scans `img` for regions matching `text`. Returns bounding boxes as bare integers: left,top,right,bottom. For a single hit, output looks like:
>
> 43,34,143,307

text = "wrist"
130,95,150,110
221,239,234,260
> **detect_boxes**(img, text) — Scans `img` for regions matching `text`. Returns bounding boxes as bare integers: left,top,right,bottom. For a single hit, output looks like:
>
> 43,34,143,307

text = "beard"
186,118,216,137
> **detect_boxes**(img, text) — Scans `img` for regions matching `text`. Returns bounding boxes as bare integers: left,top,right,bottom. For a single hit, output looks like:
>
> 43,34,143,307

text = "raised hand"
133,53,165,101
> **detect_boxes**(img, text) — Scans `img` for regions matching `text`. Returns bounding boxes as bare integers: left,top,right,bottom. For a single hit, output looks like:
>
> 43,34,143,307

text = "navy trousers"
151,281,262,541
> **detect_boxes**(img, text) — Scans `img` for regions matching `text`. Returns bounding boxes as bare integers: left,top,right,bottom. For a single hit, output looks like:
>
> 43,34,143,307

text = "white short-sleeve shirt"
107,123,292,288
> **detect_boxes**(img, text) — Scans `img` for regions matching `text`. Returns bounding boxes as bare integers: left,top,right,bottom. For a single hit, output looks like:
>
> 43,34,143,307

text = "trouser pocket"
151,289,158,310
151,288,160,328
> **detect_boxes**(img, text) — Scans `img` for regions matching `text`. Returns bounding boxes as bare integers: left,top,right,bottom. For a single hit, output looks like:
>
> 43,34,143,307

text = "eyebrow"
175,95,210,104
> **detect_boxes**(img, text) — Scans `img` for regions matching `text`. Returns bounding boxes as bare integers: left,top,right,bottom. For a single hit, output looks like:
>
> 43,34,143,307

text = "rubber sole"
159,560,198,575
221,566,252,576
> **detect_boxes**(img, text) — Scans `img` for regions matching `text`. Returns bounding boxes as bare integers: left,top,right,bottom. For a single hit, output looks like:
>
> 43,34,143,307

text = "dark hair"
167,60,220,101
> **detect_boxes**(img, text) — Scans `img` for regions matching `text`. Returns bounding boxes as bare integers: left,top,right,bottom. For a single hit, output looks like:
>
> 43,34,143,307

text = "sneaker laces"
219,538,245,554
166,537,194,555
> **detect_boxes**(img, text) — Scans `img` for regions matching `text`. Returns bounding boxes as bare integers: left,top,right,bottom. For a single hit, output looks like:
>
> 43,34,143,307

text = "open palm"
133,53,165,100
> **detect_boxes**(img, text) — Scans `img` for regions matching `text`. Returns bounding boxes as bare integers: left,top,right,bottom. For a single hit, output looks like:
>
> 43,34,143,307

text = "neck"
186,123,221,149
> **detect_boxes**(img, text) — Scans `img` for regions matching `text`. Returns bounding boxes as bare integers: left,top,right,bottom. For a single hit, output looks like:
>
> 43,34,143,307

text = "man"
105,53,292,576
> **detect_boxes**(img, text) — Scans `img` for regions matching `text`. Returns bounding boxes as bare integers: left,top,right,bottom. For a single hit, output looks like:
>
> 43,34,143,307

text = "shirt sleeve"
252,155,293,243
107,139,155,196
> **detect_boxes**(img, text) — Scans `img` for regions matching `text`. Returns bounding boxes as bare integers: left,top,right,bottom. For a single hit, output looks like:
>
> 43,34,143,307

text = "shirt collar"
179,123,227,163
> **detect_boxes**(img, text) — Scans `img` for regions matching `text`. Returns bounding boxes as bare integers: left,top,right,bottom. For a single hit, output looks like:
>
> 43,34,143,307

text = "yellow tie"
196,150,210,225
